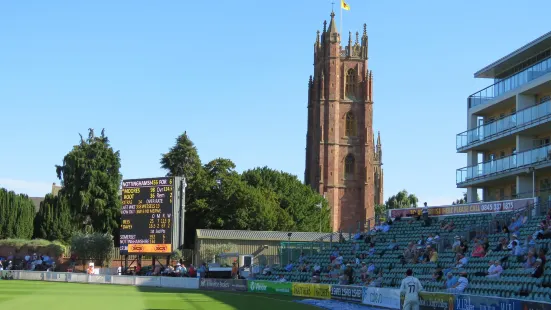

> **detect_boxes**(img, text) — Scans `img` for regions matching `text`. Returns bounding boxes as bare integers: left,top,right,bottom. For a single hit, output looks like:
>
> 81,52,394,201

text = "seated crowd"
255,208,551,301
0,252,56,272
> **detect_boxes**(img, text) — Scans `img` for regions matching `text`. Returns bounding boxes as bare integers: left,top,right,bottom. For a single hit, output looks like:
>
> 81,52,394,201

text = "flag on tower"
341,0,350,10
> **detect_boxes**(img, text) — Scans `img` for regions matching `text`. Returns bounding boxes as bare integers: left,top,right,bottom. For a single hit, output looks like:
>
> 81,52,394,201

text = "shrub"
0,239,66,257
70,233,114,267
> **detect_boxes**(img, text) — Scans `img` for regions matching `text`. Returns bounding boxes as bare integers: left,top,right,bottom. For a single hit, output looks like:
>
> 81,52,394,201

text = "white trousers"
403,299,420,310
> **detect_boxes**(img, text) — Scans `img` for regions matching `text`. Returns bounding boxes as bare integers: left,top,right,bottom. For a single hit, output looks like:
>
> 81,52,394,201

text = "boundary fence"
2,270,550,309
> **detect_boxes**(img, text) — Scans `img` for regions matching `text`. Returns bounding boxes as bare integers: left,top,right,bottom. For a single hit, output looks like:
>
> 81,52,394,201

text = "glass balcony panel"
456,144,551,184
469,57,551,108
457,99,551,150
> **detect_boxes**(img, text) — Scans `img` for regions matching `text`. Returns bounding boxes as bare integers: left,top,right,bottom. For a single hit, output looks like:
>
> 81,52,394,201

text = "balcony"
456,98,551,150
456,144,551,185
469,56,551,108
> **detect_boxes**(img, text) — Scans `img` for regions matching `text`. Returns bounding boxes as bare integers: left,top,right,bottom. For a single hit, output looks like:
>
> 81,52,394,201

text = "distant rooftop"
196,229,348,242
474,31,551,78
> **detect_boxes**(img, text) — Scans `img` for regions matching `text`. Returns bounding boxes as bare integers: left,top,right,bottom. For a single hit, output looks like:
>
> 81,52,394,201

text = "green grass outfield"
0,280,320,310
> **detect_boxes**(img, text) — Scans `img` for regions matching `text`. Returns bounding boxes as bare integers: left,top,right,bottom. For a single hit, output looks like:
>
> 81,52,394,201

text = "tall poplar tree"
0,188,35,239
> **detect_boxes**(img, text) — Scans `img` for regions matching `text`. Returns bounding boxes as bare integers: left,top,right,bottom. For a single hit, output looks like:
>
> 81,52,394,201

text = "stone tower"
304,12,384,232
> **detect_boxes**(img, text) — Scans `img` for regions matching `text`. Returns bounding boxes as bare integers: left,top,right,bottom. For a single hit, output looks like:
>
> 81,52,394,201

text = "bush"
0,239,66,257
70,233,114,267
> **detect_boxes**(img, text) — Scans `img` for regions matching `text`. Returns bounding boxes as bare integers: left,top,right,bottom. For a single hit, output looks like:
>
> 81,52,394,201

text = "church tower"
305,12,384,232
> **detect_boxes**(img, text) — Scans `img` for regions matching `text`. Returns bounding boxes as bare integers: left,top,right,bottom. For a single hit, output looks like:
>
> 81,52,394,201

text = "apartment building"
457,31,551,203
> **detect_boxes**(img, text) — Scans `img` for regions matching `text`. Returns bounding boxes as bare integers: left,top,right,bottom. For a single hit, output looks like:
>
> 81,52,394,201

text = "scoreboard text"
119,177,174,255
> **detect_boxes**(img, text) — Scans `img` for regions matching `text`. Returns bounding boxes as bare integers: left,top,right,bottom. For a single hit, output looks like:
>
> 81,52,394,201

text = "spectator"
471,241,486,258
511,240,524,257
429,247,439,263
352,241,360,255
298,252,306,264
523,251,536,270
452,236,461,252
369,271,383,287
367,262,376,274
188,265,196,277
360,262,368,281
344,264,354,285
426,234,434,245
278,274,287,282
447,271,468,293
284,262,294,272
486,261,503,278
458,241,468,255
330,247,339,262
494,237,508,252
313,263,321,276
367,243,376,256
403,242,415,263
198,263,207,278
388,239,399,250
443,272,457,289
262,265,272,276
443,221,455,232
455,253,468,268
537,249,546,267
417,235,426,246
530,259,544,278
422,202,430,226
432,267,443,281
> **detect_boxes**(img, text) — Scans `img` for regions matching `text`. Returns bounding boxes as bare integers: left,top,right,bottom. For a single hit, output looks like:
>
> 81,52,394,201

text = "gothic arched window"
345,69,356,98
345,112,357,136
345,154,355,176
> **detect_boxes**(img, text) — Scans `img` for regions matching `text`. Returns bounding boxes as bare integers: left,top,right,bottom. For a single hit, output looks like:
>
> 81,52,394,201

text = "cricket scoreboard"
119,177,178,255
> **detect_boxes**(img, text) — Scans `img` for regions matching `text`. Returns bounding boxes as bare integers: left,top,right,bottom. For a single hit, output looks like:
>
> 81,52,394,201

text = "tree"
385,190,418,209
375,204,387,220
162,133,332,248
160,131,201,181
452,192,480,205
241,167,330,232
0,188,35,239
33,194,74,244
70,232,115,267
55,128,122,235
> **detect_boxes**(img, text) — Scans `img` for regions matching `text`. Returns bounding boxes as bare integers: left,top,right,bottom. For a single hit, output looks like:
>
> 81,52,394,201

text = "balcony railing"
468,56,551,108
456,144,551,184
456,98,551,150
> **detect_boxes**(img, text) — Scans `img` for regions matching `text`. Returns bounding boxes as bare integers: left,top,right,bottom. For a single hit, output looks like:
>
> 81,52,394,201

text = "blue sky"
1,0,550,206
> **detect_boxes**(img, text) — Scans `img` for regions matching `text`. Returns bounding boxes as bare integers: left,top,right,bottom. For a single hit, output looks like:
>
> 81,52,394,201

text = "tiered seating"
255,209,551,301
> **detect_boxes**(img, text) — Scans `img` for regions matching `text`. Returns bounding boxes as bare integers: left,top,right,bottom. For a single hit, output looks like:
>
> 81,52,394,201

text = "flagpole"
340,2,342,34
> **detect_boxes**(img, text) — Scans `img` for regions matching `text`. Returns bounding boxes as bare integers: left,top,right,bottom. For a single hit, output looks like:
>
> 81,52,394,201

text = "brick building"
304,12,384,232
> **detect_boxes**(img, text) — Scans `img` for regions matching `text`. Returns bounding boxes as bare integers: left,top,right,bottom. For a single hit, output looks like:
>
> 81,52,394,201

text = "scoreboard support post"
124,255,128,271
176,176,187,250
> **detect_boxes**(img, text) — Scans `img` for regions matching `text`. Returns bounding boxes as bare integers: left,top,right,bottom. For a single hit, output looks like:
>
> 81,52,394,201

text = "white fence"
6,270,199,289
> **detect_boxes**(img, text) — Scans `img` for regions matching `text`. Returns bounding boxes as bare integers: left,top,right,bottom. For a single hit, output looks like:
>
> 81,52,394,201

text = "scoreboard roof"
196,229,349,242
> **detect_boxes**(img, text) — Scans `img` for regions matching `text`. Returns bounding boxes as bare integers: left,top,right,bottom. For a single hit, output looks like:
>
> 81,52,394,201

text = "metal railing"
456,144,551,184
456,98,551,150
469,56,551,108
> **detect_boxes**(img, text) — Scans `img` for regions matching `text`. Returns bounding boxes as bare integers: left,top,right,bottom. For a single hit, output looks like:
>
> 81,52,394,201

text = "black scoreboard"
119,177,176,255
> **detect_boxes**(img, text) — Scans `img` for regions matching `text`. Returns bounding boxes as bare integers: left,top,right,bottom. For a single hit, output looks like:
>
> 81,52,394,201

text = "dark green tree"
375,204,387,220
55,128,122,235
241,167,330,232
385,190,419,209
453,192,480,205
162,133,332,248
160,131,201,180
0,188,35,239
33,194,74,244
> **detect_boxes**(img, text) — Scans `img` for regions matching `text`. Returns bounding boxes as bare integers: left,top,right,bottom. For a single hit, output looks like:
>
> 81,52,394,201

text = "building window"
345,69,356,98
345,112,357,136
345,154,355,176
